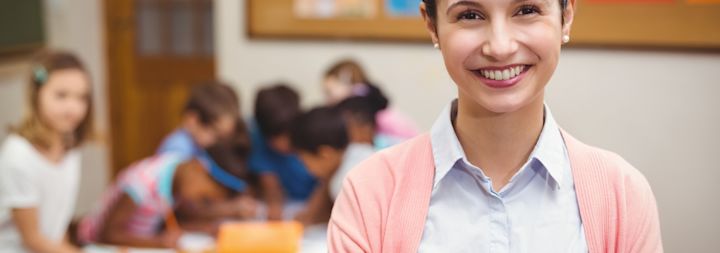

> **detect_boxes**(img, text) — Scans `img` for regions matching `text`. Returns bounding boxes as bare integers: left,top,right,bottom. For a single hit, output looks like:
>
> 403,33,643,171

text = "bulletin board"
0,0,45,55
247,0,720,49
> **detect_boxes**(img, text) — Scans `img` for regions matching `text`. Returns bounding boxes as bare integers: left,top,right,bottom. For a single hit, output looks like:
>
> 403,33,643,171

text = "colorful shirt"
248,121,316,201
78,154,183,243
157,128,246,192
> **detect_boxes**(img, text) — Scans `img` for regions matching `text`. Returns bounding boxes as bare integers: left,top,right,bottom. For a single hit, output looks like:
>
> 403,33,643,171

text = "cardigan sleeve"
626,171,663,252
328,155,389,253
328,178,372,253
327,134,434,253
613,153,664,253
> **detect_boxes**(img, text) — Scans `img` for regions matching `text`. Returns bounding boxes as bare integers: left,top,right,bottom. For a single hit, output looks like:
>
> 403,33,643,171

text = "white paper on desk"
178,232,215,252
301,224,329,253
83,233,213,253
84,245,175,253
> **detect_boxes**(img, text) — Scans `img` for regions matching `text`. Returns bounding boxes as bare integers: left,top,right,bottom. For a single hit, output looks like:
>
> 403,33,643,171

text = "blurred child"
289,107,348,226
76,156,255,248
175,118,257,230
0,51,93,253
158,83,235,167
328,95,386,200
77,122,256,248
248,84,315,220
77,83,255,248
323,59,419,148
156,82,251,199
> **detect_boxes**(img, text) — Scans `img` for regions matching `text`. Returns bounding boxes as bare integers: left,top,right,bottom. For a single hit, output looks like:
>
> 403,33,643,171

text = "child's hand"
161,229,183,248
233,195,258,219
307,164,339,183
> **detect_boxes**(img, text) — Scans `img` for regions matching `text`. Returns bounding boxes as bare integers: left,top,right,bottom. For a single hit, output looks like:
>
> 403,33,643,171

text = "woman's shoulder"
562,130,653,194
586,145,653,193
562,131,661,250
344,133,434,190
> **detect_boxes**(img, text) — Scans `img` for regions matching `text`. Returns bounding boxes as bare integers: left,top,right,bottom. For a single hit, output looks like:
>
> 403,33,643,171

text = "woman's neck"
454,96,545,192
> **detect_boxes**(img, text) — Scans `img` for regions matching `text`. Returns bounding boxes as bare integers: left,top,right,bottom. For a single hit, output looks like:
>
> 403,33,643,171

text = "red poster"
586,0,674,3
686,0,720,4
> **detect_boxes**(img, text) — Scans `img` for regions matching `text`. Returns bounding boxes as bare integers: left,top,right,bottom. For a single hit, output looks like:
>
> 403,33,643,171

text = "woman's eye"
516,5,540,16
458,11,483,20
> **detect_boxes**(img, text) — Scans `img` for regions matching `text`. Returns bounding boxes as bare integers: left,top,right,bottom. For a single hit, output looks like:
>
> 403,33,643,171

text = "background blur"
1,0,718,251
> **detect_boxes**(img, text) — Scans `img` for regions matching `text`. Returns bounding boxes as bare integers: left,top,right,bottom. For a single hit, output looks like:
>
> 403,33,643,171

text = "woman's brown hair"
13,50,94,150
422,0,569,27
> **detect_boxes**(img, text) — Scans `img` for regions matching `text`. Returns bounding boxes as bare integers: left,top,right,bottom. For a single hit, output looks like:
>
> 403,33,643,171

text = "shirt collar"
429,99,568,189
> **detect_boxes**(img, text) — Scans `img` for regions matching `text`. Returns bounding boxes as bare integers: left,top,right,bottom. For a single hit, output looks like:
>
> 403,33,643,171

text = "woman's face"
423,0,574,114
38,69,90,135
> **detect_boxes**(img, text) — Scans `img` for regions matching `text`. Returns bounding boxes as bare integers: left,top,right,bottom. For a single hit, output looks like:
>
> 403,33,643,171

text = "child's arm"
174,194,257,235
176,194,257,222
294,182,333,226
258,173,284,220
62,233,78,251
99,193,181,248
11,208,80,253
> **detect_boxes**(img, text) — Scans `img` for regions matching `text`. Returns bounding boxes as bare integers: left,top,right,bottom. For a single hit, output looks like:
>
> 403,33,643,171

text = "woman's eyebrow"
446,0,551,16
513,0,552,7
446,0,483,16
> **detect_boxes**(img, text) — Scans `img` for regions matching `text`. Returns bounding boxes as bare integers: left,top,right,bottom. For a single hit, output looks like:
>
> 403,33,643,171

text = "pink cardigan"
328,131,663,253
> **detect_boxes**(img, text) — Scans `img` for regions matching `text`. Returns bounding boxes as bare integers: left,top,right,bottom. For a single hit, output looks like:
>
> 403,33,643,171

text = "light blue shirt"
418,100,588,253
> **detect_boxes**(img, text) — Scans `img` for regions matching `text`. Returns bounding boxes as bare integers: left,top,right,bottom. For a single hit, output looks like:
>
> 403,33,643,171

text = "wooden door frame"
104,0,216,176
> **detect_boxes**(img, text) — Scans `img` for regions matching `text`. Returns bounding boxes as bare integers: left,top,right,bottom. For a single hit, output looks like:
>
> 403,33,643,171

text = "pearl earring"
562,35,570,44
433,43,439,49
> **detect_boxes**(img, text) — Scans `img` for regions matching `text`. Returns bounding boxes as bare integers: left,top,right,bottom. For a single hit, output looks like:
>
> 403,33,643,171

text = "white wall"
45,0,109,217
217,0,720,251
0,0,109,217
0,64,28,140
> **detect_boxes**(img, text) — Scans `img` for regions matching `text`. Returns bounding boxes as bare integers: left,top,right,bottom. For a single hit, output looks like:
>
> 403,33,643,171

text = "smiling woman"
327,0,663,253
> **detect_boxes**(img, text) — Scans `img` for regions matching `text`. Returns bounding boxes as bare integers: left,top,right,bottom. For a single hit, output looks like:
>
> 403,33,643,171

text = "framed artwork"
247,0,720,49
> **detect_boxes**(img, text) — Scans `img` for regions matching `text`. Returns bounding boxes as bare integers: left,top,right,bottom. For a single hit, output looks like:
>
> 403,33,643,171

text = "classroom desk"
83,224,328,253
84,201,327,253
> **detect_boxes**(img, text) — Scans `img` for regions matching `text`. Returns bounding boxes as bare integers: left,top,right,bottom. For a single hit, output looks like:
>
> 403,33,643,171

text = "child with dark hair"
249,84,316,220
158,82,238,166
76,155,256,248
289,107,348,225
174,117,257,228
323,59,419,149
77,86,256,248
327,96,381,200
155,81,249,193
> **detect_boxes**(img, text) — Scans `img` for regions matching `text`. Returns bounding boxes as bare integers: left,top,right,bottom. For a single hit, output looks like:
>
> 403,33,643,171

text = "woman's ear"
420,2,440,47
562,0,577,39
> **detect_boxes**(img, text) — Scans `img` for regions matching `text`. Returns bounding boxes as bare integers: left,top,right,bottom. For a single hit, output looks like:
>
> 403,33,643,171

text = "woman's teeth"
479,65,526,81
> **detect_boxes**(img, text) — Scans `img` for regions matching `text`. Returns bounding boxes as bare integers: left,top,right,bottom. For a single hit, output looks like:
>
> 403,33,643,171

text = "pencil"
165,210,181,232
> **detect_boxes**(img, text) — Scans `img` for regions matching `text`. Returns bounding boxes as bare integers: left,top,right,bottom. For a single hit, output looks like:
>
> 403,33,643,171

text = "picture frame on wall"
247,0,720,49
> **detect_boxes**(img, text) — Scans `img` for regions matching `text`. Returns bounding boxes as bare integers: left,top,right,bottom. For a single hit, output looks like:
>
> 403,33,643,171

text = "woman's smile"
471,64,533,89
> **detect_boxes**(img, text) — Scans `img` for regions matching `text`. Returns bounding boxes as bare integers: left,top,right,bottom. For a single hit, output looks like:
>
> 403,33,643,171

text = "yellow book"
216,221,303,253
